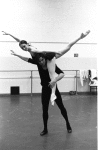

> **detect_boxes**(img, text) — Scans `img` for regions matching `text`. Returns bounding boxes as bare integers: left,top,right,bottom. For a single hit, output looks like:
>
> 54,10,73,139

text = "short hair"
19,40,28,46
35,53,45,62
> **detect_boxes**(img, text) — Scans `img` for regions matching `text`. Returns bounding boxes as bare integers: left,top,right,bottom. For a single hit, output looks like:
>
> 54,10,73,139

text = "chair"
89,78,97,94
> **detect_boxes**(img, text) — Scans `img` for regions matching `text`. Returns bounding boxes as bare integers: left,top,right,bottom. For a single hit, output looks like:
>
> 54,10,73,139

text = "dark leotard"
34,52,56,61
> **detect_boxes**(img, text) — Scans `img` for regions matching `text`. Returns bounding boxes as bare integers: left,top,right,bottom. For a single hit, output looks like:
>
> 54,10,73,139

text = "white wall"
0,0,96,44
0,56,97,94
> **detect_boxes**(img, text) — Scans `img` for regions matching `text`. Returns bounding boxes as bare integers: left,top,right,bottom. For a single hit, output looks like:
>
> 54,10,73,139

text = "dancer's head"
36,53,46,67
19,40,30,51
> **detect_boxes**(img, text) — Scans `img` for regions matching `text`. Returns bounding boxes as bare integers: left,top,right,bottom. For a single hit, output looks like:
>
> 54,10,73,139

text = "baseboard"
61,92,97,95
0,92,97,97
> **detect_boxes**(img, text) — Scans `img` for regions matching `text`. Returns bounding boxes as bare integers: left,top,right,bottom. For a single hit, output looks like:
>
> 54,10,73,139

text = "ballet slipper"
67,128,72,133
67,124,72,133
84,30,90,36
50,93,57,105
40,130,48,136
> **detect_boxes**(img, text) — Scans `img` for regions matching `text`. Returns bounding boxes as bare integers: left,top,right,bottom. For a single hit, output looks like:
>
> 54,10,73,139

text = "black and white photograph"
0,0,97,150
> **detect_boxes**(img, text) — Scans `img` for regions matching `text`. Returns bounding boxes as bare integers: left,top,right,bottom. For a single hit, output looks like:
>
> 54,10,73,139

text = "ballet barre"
0,70,79,96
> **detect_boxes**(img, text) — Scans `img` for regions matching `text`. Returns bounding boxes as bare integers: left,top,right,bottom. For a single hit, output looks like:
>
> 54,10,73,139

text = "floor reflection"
0,94,97,150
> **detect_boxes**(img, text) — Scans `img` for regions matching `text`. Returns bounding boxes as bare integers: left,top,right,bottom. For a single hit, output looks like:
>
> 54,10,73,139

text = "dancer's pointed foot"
51,93,57,105
80,30,90,39
84,30,90,36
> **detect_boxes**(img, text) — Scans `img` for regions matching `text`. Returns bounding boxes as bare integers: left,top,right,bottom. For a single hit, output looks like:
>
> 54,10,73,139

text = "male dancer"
10,50,72,136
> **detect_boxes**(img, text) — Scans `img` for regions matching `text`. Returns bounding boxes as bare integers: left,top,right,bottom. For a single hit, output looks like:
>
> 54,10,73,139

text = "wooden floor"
0,94,97,150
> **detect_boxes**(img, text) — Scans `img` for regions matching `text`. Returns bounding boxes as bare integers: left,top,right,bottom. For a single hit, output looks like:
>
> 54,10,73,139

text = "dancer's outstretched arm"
2,31,58,54
2,31,21,42
10,50,29,62
56,30,90,59
2,31,40,53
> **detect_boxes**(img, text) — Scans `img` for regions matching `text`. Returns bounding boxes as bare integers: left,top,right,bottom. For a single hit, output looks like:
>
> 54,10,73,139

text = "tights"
47,57,56,105
41,85,71,131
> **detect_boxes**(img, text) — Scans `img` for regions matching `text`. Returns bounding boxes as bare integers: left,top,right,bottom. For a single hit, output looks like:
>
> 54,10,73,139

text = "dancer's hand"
80,30,90,39
10,50,16,56
2,31,9,35
49,79,56,88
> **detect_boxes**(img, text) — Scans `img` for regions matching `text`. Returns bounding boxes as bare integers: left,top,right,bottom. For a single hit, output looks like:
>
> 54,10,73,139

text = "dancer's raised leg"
47,57,56,105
